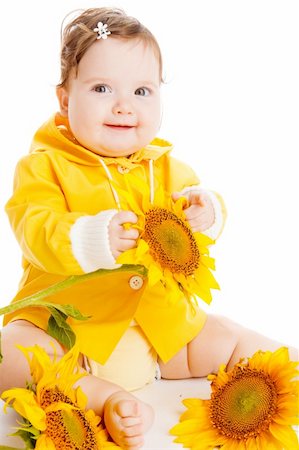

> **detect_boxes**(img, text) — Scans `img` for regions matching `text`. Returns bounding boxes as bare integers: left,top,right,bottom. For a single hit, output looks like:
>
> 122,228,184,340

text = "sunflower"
115,174,219,305
1,345,120,449
170,347,299,449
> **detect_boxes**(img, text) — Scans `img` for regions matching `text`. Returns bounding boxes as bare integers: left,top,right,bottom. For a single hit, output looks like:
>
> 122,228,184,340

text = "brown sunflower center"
40,387,98,449
143,207,200,276
209,367,278,440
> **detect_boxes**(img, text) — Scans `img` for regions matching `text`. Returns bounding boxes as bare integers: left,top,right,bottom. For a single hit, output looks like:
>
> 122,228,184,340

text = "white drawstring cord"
149,159,154,204
99,157,154,208
99,158,121,210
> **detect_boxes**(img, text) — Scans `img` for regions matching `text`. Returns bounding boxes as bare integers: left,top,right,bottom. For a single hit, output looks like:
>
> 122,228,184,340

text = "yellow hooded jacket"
4,113,222,363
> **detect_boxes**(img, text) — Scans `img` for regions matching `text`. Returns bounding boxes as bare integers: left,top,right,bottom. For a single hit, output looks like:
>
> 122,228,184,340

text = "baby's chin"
97,151,136,158
91,146,139,158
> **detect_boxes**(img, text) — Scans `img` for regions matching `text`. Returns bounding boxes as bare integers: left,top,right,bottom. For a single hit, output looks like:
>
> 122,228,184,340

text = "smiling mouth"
104,124,135,130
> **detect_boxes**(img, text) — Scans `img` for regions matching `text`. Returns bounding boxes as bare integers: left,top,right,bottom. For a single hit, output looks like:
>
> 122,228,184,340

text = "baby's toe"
116,399,140,418
122,423,144,437
120,416,142,427
122,434,144,449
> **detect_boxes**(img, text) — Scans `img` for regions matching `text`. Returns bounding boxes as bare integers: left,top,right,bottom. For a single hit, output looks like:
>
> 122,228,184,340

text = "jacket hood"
30,113,173,167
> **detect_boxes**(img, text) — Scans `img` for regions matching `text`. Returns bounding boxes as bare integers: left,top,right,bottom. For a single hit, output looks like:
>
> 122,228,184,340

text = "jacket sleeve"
5,154,118,275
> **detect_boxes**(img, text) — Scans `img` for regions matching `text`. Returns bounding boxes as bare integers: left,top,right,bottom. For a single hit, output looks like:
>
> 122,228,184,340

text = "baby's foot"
104,390,154,449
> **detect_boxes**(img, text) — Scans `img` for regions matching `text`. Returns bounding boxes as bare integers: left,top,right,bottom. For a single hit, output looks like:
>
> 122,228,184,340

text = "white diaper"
84,323,159,391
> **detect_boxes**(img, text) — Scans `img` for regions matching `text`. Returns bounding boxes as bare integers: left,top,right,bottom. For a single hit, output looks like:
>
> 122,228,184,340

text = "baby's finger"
119,227,139,240
184,205,204,221
117,238,138,252
188,192,205,206
187,215,207,229
116,210,138,226
189,224,205,233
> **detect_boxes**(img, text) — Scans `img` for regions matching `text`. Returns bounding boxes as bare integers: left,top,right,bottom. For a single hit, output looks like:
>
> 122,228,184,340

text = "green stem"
0,264,147,317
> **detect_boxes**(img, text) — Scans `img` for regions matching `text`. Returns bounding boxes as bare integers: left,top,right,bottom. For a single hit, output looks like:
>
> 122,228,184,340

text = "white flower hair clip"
93,22,111,40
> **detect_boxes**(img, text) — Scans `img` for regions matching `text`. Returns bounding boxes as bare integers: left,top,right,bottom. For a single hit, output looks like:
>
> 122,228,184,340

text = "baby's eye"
135,87,150,96
93,84,111,93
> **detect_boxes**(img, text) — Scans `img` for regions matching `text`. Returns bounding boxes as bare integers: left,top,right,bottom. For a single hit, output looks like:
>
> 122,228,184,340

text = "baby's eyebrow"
137,81,159,89
82,77,111,84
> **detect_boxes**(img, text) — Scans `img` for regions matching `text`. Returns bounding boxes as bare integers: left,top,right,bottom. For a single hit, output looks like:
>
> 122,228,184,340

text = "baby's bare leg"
159,314,299,379
78,374,154,449
0,321,153,449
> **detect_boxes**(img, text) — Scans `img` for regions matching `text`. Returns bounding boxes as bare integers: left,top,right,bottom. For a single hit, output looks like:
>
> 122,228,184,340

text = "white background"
0,1,298,348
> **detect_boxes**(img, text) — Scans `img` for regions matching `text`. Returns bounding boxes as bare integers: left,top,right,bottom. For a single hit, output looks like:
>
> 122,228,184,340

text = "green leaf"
43,302,90,321
47,307,76,350
10,430,34,448
12,426,40,440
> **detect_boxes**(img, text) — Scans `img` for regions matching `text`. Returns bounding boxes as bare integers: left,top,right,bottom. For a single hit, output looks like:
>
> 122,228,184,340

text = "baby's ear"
56,86,69,116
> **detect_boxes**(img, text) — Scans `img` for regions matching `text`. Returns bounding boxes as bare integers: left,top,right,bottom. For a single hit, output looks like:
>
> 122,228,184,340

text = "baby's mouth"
104,123,135,130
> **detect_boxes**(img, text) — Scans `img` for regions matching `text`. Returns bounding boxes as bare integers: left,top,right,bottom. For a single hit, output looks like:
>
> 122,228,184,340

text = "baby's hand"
109,211,139,259
172,191,215,233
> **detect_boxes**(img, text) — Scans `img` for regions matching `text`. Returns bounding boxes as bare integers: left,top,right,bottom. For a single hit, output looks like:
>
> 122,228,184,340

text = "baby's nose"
112,98,133,115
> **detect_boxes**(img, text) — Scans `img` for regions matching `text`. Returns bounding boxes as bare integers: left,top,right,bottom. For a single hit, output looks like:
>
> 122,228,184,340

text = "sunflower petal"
182,398,205,408
170,418,203,435
147,263,163,286
2,388,46,430
269,422,299,449
35,434,56,450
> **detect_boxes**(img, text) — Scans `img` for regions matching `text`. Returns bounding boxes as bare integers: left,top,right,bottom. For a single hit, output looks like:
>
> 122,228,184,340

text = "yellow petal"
182,398,205,408
35,434,56,450
200,255,216,270
243,437,258,450
116,248,136,264
191,428,223,447
269,422,299,449
45,401,78,414
194,232,214,247
136,239,149,258
75,386,88,410
256,431,283,450
209,364,229,387
180,403,210,424
2,388,46,430
196,264,220,289
147,263,163,286
170,418,202,435
221,440,245,450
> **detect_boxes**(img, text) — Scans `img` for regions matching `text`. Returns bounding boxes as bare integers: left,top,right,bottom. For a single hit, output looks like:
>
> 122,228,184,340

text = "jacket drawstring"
99,158,121,210
99,158,154,208
148,159,154,204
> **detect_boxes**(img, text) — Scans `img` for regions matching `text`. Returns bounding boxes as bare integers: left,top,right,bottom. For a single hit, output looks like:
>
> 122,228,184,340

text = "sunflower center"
61,410,86,447
40,387,98,449
209,367,277,440
144,207,200,276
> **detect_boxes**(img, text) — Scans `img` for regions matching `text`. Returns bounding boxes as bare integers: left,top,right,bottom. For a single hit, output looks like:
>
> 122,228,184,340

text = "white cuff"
180,185,224,240
70,209,121,273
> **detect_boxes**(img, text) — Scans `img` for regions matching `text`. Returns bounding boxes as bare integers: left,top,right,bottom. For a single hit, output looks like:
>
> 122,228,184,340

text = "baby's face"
57,37,161,157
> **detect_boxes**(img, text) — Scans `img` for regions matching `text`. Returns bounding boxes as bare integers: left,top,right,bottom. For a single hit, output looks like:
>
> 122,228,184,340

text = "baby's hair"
57,7,163,88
